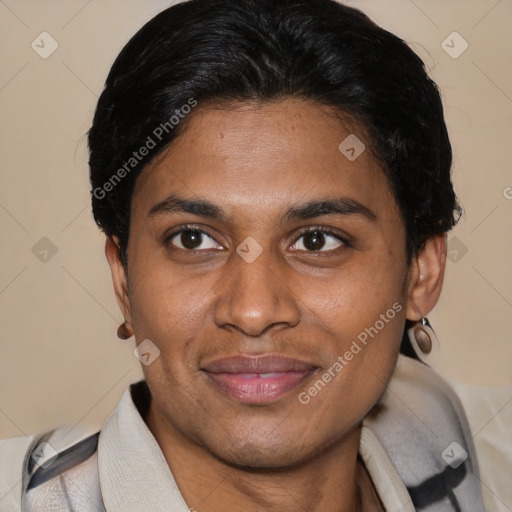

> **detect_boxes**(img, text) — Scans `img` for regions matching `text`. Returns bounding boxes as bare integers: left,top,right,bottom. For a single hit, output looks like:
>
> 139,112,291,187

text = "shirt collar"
98,380,414,512
359,425,415,512
98,381,190,512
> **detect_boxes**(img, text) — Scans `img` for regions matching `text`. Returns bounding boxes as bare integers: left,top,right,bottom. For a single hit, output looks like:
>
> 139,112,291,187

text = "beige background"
0,0,511,452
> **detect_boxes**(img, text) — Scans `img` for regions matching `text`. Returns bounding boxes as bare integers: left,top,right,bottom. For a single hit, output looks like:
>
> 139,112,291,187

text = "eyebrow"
148,194,377,223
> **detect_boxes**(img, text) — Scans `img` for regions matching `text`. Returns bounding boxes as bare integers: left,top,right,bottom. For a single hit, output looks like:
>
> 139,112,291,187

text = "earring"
117,321,132,340
407,317,441,365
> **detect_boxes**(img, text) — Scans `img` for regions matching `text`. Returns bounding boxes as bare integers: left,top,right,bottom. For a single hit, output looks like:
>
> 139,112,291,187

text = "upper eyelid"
165,224,218,241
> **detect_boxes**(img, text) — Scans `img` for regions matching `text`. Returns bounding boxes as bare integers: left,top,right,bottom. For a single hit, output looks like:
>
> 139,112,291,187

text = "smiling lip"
202,354,317,404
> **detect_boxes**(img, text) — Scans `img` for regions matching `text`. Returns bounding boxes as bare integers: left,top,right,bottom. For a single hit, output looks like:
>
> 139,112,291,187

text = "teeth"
258,372,281,378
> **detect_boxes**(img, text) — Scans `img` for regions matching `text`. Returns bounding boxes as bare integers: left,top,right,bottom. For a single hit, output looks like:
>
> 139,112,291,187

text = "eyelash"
163,224,351,255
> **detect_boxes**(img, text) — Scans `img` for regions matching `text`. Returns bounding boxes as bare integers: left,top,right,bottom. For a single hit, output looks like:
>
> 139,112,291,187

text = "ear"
105,236,133,333
405,233,447,321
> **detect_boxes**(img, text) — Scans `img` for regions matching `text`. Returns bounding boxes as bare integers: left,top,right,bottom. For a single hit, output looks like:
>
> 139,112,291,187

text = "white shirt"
98,383,415,512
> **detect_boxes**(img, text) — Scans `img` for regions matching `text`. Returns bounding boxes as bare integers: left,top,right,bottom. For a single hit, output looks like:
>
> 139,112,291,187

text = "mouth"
201,354,318,404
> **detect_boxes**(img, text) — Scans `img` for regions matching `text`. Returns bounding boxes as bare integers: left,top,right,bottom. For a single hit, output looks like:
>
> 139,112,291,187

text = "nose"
213,249,301,337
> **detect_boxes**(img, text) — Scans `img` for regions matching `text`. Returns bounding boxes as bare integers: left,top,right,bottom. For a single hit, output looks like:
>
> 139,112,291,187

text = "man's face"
125,99,410,468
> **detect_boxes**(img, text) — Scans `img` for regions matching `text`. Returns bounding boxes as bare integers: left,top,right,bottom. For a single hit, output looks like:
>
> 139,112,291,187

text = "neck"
145,402,368,512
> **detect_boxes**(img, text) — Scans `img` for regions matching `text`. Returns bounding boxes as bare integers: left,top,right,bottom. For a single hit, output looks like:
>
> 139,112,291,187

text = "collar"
98,381,190,512
98,380,414,512
359,425,415,512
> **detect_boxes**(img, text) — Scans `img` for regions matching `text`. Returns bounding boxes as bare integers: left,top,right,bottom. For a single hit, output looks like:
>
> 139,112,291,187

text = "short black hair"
88,0,461,270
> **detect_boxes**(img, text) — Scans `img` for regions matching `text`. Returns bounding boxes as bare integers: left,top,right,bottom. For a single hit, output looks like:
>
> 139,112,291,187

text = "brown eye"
166,228,223,251
302,230,326,251
178,229,203,249
290,229,346,253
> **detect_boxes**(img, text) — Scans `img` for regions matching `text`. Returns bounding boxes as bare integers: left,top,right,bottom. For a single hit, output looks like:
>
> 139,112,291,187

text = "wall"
0,0,511,441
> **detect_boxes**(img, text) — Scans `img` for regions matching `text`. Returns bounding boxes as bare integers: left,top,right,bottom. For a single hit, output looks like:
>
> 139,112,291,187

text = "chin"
204,423,333,471
213,441,310,471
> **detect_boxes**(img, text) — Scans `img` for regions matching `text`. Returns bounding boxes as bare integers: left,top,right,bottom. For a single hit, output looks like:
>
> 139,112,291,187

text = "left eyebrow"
280,197,377,224
148,194,377,223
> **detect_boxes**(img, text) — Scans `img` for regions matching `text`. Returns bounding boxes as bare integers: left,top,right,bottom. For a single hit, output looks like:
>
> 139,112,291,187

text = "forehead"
133,98,398,222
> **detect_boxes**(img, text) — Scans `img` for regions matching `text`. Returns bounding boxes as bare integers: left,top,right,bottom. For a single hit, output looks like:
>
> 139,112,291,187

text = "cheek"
301,258,406,394
128,242,209,324
297,312,403,430
302,255,404,330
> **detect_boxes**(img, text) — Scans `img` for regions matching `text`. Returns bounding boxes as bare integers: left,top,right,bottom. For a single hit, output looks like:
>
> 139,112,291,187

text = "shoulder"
451,381,512,512
0,381,147,511
0,427,103,512
0,434,36,511
364,355,485,511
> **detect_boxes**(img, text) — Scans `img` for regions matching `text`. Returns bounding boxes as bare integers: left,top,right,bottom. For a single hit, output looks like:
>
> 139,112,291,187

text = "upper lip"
202,354,317,374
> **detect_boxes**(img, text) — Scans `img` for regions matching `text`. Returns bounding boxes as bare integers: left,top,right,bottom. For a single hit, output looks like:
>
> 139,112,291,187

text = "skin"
106,98,446,512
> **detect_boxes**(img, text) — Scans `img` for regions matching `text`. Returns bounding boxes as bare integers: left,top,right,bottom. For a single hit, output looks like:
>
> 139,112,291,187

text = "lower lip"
204,371,314,404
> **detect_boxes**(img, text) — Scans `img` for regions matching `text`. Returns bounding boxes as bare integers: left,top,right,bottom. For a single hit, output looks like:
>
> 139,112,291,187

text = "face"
115,99,413,469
